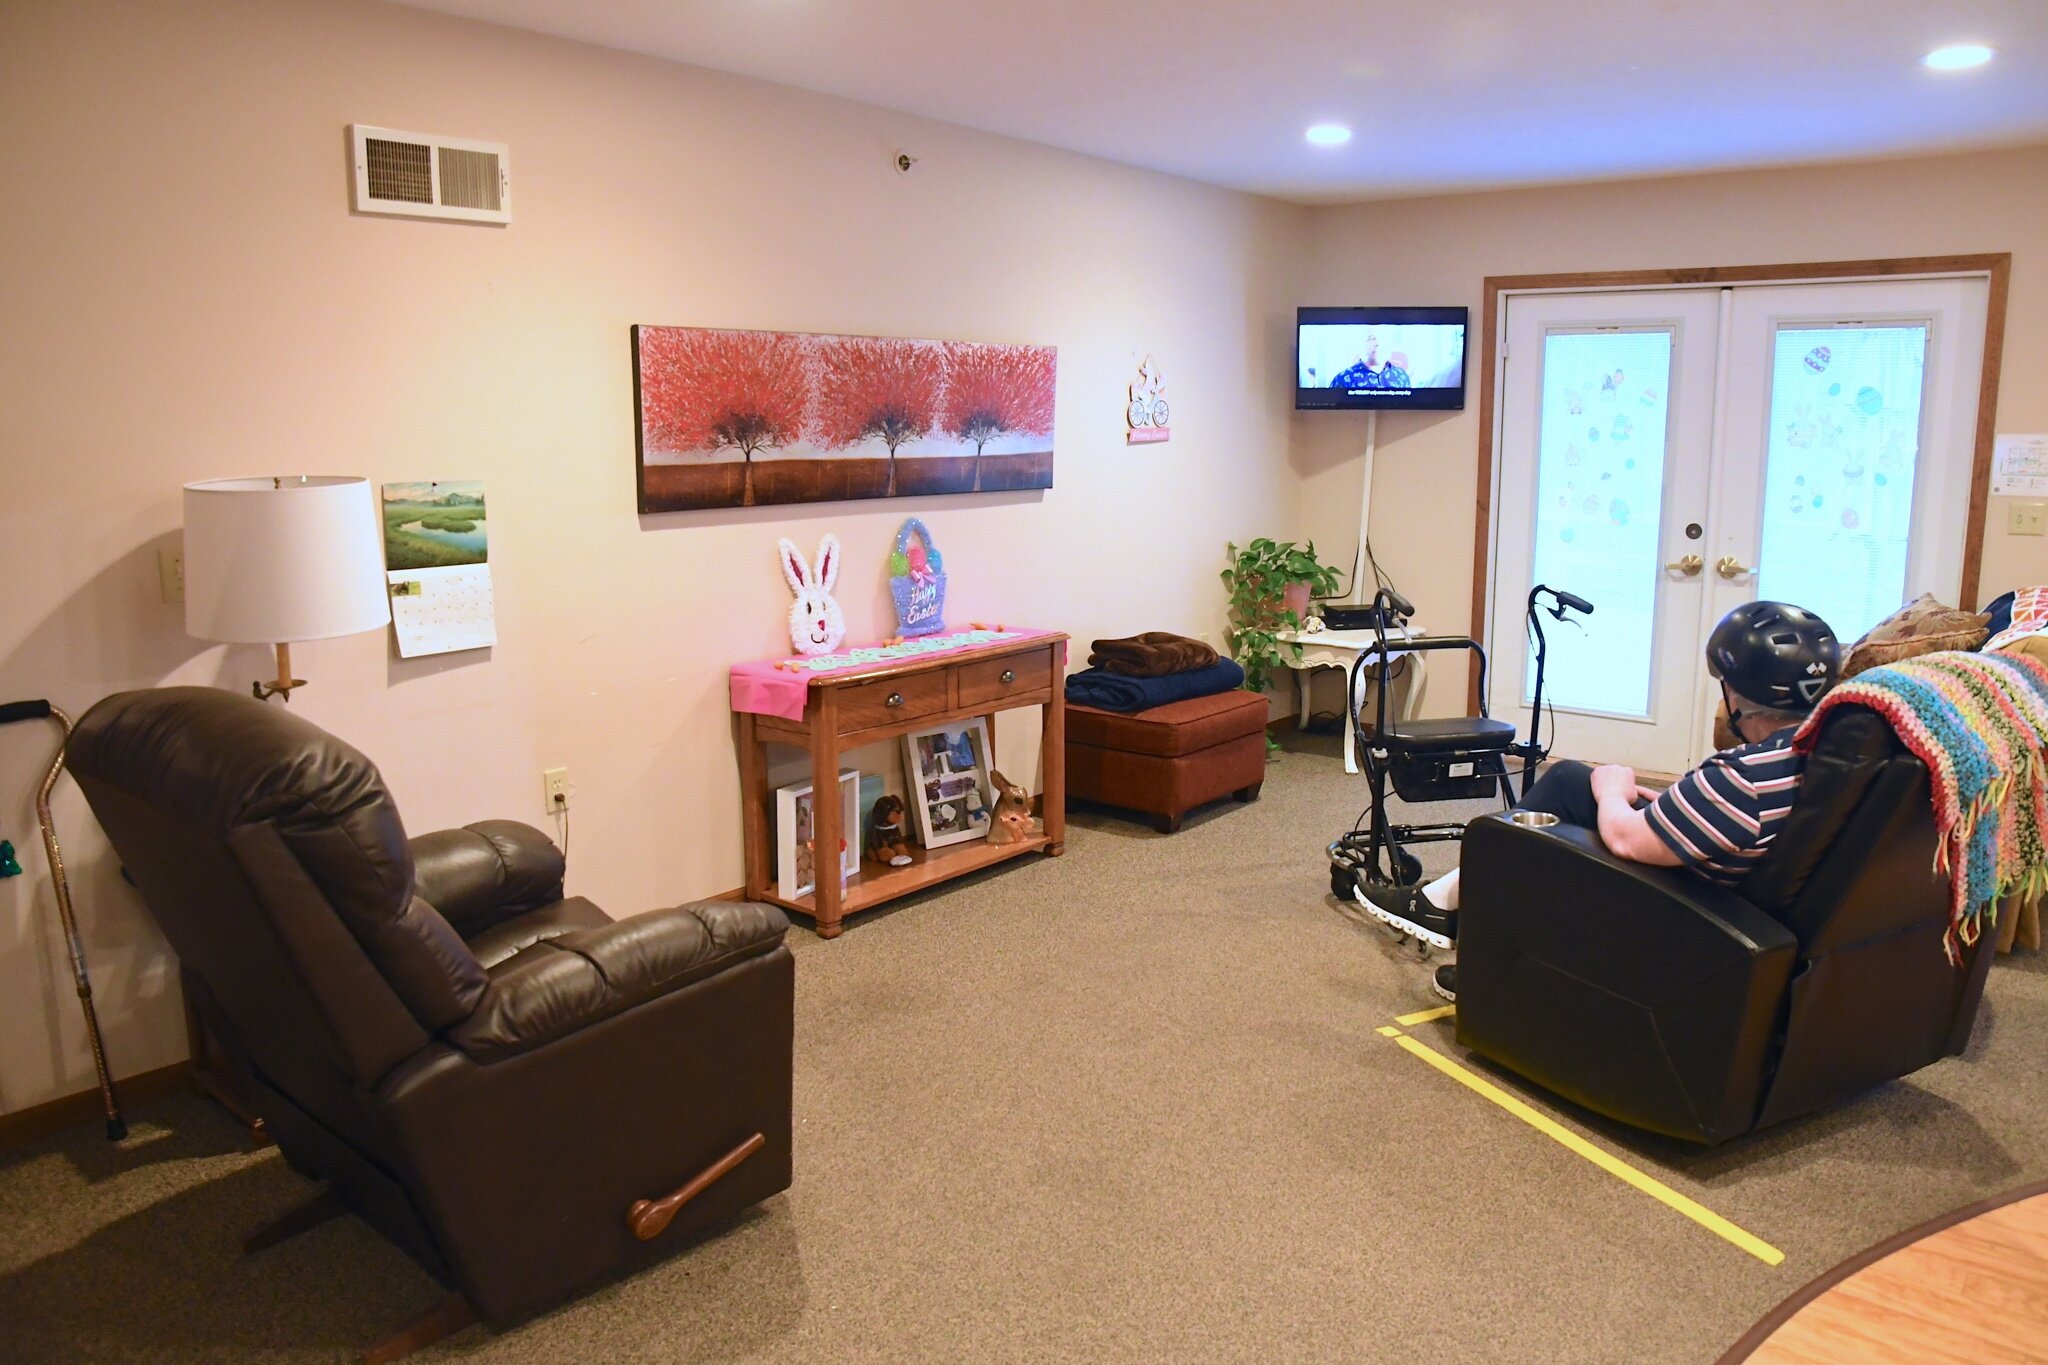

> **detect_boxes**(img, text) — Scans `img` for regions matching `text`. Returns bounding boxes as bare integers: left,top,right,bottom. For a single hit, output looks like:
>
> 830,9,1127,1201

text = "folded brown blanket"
1087,631,1219,678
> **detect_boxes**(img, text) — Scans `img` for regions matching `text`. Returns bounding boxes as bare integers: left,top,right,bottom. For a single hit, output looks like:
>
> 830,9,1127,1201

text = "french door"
1489,276,1988,773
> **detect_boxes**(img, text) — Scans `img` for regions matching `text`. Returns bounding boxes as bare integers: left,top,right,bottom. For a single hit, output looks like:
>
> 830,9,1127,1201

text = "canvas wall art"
633,325,1057,511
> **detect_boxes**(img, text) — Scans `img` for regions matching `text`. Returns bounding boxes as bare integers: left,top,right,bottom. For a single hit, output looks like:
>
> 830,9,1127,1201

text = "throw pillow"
1840,593,1989,679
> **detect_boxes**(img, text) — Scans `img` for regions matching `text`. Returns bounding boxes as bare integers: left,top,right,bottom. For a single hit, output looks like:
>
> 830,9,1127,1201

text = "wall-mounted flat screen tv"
1296,306,1468,410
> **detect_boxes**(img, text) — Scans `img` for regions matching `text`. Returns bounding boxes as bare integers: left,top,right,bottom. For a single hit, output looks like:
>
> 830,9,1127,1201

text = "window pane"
1526,329,1675,717
1757,325,1927,643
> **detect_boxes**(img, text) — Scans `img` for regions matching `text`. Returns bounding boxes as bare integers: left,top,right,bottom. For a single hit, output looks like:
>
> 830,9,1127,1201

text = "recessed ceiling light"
1305,123,1353,147
1923,43,1995,70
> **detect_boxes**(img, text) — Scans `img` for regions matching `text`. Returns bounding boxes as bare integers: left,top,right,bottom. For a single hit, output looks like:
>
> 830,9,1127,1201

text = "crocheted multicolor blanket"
1793,650,2048,961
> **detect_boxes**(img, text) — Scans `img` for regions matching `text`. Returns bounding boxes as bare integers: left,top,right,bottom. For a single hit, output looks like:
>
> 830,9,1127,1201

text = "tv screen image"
1296,306,1468,411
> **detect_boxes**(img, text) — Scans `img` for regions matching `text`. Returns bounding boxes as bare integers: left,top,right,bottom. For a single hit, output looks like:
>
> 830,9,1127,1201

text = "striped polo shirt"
1645,727,1807,886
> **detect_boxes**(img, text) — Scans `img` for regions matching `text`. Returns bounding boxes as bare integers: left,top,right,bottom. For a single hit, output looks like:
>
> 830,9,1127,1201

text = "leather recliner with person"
1444,605,1996,1143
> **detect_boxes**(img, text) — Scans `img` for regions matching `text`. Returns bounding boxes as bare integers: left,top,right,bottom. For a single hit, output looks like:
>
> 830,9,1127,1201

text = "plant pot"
1281,582,1313,622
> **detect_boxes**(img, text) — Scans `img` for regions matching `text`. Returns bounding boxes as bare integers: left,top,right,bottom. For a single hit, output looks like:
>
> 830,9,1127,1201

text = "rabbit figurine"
985,769,1037,845
778,534,846,656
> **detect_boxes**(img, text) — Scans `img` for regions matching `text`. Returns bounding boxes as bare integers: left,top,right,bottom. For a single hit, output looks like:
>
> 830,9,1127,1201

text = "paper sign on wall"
381,480,497,657
1992,434,2048,497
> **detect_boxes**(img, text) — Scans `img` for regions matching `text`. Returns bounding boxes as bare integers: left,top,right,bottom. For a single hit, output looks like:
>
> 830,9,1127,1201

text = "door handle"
1664,554,1703,576
1715,556,1756,580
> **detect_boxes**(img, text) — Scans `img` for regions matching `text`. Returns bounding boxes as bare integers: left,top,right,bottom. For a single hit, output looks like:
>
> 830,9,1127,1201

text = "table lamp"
183,476,391,701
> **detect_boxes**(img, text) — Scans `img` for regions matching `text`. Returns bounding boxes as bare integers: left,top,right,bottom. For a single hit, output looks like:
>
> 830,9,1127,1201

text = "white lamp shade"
184,476,392,644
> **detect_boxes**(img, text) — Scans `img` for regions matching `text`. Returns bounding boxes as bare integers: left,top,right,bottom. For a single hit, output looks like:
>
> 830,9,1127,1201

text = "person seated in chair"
1361,600,1840,1003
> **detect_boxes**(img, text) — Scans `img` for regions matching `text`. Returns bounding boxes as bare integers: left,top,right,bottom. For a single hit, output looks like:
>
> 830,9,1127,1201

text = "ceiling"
396,0,2048,203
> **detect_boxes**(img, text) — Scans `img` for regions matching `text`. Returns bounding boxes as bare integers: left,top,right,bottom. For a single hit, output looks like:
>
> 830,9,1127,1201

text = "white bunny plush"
778,534,845,656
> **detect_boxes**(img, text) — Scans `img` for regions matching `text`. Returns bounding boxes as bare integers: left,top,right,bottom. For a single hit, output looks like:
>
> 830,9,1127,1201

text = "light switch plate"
2009,501,2047,537
157,548,184,603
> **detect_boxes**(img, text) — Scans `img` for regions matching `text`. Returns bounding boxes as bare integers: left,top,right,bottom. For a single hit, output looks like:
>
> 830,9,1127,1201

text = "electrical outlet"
157,548,184,603
2008,501,2047,537
542,767,570,812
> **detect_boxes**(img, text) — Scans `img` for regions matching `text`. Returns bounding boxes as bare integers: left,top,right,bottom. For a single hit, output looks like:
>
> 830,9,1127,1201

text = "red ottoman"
1065,690,1269,833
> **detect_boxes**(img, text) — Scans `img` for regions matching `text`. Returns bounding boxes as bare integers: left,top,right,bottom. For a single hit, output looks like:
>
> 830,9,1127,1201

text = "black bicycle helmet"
1705,601,1840,712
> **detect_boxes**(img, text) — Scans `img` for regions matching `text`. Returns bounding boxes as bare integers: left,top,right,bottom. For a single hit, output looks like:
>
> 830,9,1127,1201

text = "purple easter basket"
888,518,947,638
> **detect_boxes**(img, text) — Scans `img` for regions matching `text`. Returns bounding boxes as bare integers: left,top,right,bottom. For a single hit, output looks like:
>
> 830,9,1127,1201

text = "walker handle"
0,699,54,726
1553,590,1594,615
1375,587,1416,619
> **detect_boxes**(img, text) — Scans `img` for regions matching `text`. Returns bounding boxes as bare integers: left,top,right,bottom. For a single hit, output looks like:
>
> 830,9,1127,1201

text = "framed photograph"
777,768,860,901
901,720,993,850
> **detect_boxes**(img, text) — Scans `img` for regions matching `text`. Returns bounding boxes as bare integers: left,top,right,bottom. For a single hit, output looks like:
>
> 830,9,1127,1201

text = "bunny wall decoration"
777,534,846,656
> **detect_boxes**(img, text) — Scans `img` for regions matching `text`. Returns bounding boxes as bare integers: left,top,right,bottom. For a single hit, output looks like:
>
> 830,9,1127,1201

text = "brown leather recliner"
68,687,794,1349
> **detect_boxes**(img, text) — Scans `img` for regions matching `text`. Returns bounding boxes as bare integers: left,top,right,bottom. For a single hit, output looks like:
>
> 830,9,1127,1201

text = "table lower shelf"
758,832,1053,921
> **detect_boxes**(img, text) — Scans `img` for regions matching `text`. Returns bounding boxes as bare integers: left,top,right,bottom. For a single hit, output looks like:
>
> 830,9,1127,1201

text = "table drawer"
957,647,1054,708
835,670,951,729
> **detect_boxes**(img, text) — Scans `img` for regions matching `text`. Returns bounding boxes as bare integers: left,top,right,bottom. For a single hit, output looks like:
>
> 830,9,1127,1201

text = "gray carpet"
3,731,2044,1363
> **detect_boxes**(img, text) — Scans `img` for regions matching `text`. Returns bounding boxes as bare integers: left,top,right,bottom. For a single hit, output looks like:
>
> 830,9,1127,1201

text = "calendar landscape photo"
381,480,489,570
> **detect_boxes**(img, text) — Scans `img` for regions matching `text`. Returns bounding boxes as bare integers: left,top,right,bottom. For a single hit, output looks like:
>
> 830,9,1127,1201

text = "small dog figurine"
985,770,1037,845
865,794,914,868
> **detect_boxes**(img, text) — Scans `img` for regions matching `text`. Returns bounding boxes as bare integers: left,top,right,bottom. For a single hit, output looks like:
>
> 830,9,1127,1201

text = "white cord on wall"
1345,411,1378,604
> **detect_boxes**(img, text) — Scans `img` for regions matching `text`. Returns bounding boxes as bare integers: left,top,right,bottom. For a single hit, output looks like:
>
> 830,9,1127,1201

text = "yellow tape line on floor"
1389,1033,1784,1267
1394,1005,1457,1026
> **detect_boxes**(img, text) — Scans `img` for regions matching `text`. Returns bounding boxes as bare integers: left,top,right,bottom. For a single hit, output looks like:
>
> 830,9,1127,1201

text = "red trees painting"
941,342,1057,491
634,326,1057,512
636,327,808,506
812,337,944,497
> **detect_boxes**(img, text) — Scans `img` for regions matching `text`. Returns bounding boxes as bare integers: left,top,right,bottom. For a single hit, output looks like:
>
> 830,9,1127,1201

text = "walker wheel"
1393,850,1424,885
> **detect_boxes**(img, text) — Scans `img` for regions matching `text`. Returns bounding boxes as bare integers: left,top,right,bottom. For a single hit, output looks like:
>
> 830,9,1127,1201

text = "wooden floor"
1732,1187,2048,1363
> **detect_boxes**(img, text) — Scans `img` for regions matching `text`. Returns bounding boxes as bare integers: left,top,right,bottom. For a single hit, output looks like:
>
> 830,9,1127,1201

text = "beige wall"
1296,145,2048,715
0,0,1308,1115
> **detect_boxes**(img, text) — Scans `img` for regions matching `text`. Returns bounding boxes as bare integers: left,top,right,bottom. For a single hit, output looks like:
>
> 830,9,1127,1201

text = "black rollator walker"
2,699,126,1139
1327,584,1593,955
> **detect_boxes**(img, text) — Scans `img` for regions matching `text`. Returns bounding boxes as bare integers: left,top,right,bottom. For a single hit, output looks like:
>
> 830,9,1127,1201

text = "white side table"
1276,624,1426,774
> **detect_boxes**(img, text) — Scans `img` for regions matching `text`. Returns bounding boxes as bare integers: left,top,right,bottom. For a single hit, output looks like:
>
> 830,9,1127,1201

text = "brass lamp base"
253,643,306,703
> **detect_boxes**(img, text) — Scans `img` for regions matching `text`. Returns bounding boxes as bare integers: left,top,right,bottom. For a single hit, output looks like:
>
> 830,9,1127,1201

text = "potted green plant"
1220,538,1343,697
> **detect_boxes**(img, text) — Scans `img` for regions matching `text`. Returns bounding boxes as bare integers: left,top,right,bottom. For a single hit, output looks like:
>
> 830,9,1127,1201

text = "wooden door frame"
1468,253,2011,711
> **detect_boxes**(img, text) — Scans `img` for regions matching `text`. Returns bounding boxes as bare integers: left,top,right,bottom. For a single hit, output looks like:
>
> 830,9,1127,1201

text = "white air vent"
350,125,510,224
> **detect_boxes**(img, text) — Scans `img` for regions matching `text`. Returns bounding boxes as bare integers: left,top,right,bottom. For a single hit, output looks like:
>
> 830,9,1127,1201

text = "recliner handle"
627,1132,766,1241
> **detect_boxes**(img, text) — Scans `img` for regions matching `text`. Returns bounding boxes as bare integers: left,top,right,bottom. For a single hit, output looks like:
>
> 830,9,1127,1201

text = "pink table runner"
729,627,1065,723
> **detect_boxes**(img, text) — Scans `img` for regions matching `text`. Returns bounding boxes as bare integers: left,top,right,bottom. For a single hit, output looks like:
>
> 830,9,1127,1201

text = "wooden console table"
734,632,1067,937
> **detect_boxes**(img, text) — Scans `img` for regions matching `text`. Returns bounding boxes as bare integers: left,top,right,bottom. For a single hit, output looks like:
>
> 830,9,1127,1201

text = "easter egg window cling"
1757,323,1928,642
1529,326,1675,718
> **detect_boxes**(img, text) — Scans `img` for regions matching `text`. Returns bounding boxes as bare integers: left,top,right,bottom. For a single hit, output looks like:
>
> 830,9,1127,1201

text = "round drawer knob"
886,692,904,708
999,669,1016,684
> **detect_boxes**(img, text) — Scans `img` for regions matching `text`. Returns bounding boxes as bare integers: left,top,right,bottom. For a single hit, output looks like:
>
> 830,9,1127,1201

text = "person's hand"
1589,764,1638,805
1635,783,1662,804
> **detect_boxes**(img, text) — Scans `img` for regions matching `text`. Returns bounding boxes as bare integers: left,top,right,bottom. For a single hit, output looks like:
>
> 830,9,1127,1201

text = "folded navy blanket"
1064,658,1245,712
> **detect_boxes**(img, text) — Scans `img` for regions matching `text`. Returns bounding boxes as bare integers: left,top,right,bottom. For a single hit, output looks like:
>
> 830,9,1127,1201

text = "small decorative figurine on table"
777,534,845,656
985,770,1037,845
888,518,947,638
865,795,915,868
